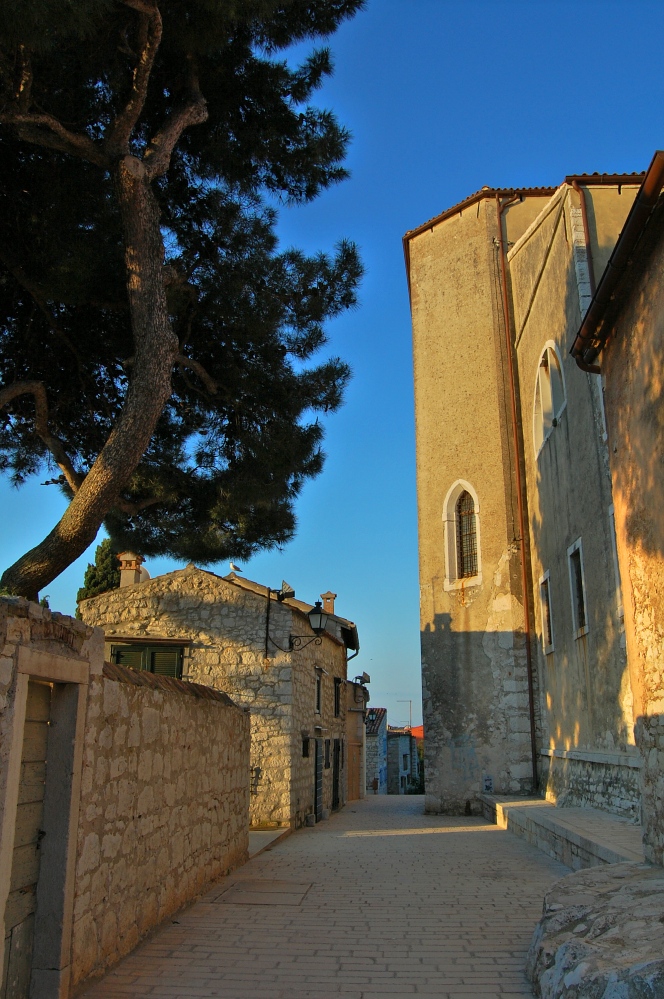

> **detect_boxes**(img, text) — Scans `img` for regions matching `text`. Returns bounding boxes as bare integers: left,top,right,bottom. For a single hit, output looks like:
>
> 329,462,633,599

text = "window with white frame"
567,539,588,638
539,571,554,654
533,342,566,457
442,480,482,590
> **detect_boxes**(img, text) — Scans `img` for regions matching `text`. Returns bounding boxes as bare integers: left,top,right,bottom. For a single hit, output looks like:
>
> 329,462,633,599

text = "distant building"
346,679,370,800
387,726,418,794
365,707,388,794
79,565,360,829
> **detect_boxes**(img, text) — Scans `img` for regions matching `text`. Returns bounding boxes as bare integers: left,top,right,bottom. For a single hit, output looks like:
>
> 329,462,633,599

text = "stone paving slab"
81,796,570,999
480,795,644,869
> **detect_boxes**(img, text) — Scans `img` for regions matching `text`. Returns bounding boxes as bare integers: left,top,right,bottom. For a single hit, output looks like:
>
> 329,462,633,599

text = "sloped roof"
403,173,646,244
222,571,359,652
365,707,387,735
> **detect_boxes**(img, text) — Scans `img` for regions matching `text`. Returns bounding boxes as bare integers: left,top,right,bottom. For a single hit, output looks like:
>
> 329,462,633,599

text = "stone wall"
601,197,664,864
72,663,249,989
366,725,387,794
0,598,250,995
289,632,347,825
541,751,641,821
80,566,349,829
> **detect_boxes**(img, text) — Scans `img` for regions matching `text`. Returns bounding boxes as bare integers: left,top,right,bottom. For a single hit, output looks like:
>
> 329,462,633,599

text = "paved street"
82,795,569,999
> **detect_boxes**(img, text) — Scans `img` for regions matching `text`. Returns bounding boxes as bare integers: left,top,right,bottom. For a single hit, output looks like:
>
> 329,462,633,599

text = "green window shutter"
111,645,147,670
150,647,182,678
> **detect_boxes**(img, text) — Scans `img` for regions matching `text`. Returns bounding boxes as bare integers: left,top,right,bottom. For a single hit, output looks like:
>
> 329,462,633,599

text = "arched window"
456,491,478,578
442,480,482,590
533,342,566,456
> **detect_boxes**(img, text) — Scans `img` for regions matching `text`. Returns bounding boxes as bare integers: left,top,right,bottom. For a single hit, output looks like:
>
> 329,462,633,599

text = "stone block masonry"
72,663,250,990
0,598,250,996
80,566,353,830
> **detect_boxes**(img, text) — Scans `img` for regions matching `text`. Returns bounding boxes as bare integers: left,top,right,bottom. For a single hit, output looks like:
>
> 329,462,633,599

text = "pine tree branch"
113,495,162,514
174,354,217,394
106,0,163,157
0,381,84,492
143,93,208,179
0,112,109,167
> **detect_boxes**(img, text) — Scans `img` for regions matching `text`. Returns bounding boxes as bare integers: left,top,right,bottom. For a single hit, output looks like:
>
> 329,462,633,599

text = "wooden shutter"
150,647,182,678
111,645,146,670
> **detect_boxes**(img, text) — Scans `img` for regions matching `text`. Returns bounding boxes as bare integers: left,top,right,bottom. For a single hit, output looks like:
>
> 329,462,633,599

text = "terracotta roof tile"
365,706,387,735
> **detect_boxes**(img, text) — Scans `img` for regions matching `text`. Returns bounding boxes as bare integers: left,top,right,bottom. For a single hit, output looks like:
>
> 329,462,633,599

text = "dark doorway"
314,740,323,821
332,739,341,810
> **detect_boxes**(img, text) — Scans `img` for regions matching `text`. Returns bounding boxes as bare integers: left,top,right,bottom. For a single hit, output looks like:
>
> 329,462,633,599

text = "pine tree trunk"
0,157,177,599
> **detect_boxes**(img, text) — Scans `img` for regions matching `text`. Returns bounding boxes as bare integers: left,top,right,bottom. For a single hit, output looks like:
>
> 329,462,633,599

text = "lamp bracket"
289,634,323,652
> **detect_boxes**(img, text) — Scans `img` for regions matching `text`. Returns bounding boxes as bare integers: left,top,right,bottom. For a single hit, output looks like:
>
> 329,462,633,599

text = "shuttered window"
111,644,184,678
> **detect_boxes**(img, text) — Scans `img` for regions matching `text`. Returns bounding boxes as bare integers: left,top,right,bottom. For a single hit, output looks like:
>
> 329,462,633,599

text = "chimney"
117,551,144,587
320,591,337,615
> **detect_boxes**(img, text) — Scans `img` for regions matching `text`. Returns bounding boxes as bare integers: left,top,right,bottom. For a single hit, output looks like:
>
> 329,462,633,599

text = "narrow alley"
81,796,569,999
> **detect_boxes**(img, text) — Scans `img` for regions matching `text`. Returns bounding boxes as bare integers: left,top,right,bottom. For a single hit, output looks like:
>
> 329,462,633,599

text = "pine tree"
76,540,121,605
0,0,365,598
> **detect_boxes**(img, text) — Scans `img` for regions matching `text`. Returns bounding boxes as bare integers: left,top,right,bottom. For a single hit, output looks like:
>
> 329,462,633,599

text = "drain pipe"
495,193,539,794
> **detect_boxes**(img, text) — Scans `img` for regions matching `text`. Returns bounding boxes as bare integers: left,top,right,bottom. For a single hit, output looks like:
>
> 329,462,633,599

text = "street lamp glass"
308,601,328,634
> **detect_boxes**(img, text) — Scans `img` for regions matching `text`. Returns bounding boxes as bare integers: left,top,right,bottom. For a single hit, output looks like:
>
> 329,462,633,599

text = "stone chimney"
117,551,144,587
320,591,337,615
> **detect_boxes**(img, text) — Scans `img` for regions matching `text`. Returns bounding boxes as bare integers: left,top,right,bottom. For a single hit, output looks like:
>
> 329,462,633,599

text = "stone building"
387,727,419,794
404,167,649,817
0,598,249,996
79,566,360,829
570,150,664,864
346,678,370,800
365,707,387,794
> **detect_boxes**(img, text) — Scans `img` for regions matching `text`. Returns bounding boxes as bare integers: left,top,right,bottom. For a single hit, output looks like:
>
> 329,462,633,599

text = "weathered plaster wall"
602,198,664,864
80,567,348,828
73,664,249,989
509,185,637,816
410,196,546,813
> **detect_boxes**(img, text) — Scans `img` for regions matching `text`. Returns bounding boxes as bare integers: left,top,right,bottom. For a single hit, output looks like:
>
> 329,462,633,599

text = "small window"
111,644,183,679
567,540,588,638
443,480,482,590
533,343,566,457
325,739,331,768
315,673,322,713
334,677,342,717
302,737,310,758
456,490,478,579
540,571,554,654
403,754,409,771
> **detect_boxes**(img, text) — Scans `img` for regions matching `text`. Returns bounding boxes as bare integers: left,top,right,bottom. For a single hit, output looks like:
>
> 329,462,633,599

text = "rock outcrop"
527,862,664,998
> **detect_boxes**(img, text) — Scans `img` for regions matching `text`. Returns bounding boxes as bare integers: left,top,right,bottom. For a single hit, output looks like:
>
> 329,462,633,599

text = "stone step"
479,793,644,870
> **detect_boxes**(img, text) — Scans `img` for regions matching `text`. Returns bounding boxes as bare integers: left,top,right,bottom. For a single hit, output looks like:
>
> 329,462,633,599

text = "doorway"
313,740,323,821
332,739,341,810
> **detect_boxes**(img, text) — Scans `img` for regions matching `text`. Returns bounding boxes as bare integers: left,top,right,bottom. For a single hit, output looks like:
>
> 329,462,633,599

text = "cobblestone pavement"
82,795,569,999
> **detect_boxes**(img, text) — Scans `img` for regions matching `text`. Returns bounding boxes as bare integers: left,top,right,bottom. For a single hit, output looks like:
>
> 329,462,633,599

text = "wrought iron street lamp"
289,600,329,651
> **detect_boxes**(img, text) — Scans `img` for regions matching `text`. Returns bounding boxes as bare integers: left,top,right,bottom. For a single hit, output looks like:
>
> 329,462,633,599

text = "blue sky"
2,0,664,727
